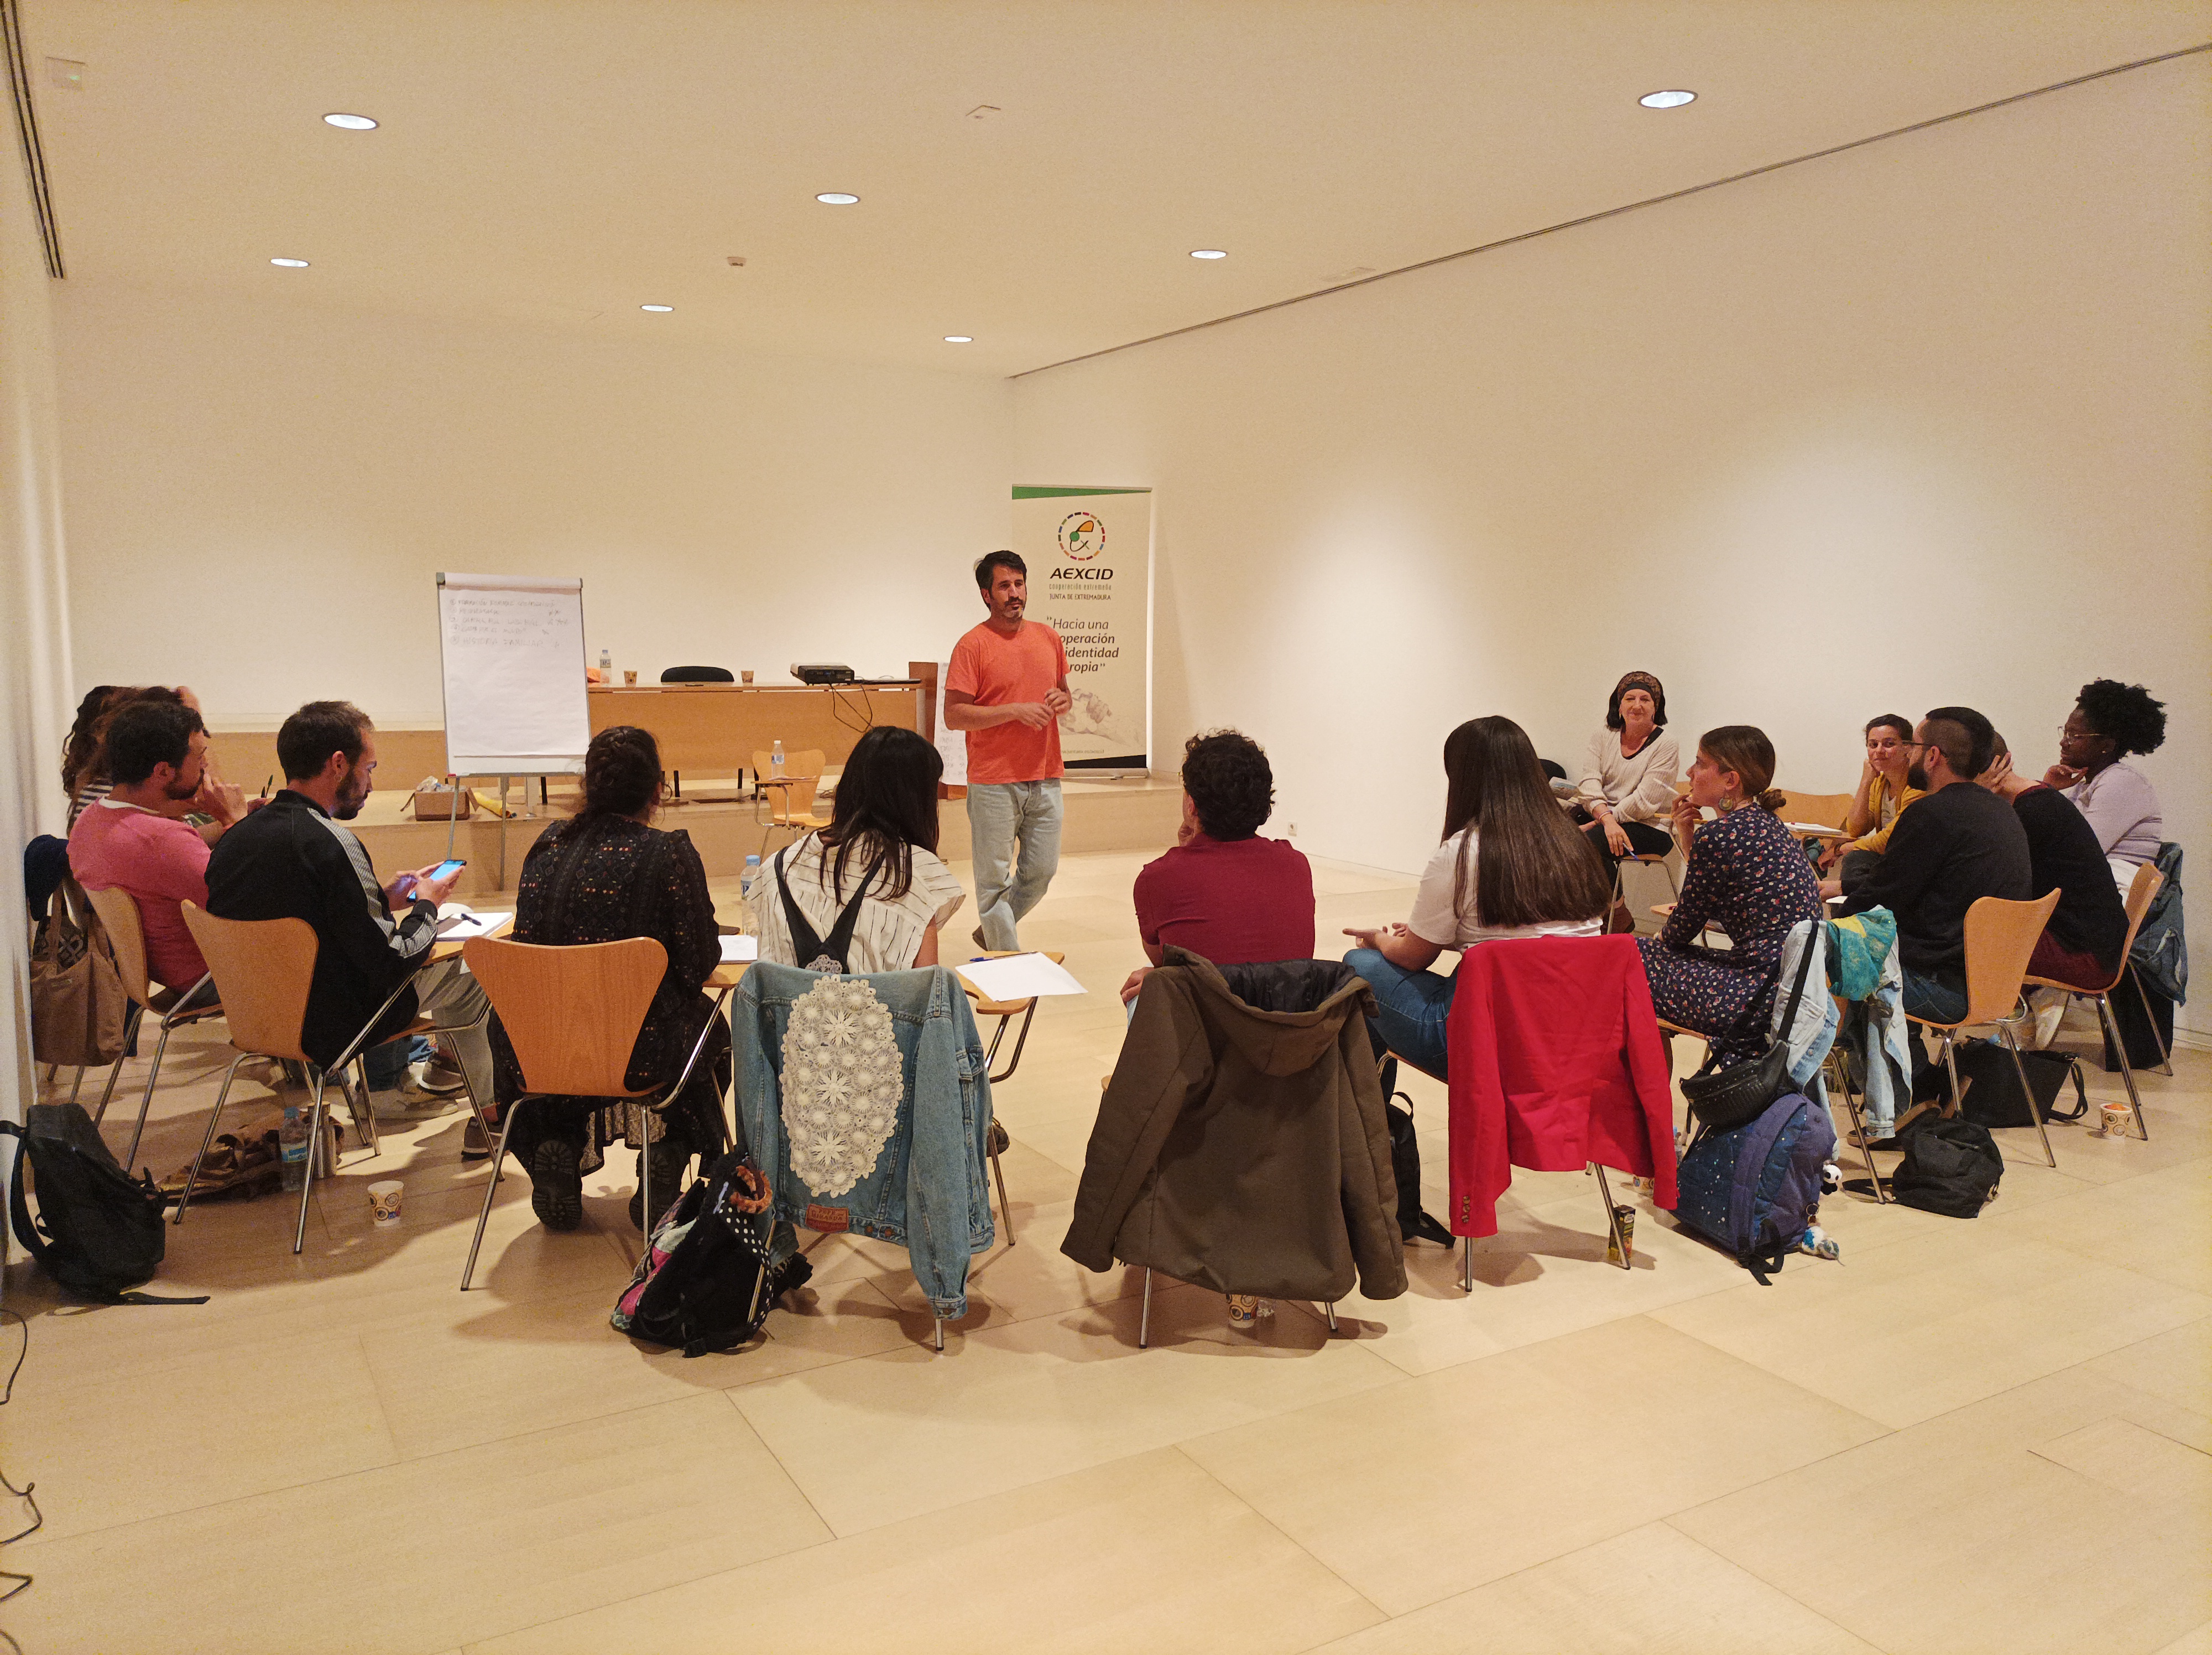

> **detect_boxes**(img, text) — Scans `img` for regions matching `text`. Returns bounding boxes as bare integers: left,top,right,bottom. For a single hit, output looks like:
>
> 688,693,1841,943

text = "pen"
260,775,273,799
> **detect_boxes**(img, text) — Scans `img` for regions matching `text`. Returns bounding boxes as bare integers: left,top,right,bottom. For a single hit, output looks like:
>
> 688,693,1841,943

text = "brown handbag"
30,876,129,1067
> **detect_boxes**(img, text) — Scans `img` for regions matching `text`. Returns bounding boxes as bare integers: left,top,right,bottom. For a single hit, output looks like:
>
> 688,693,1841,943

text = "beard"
164,774,199,803
333,768,372,820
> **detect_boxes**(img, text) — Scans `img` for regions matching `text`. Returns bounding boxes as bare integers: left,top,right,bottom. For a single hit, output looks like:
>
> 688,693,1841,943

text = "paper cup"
2100,1101,2131,1139
367,1180,405,1227
741,670,755,684
622,669,638,686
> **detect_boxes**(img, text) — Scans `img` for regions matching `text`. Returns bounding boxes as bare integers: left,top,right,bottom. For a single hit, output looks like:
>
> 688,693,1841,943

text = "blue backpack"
1674,1091,1834,1284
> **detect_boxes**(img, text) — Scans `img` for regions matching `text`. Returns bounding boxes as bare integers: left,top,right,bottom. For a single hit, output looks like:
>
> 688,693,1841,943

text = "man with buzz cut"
206,700,494,1142
945,550,1072,951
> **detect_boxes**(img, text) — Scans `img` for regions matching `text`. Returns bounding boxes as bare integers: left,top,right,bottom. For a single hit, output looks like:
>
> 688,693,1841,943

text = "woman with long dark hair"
1343,716,1613,1080
1639,725,1823,1066
492,724,730,1233
750,724,966,973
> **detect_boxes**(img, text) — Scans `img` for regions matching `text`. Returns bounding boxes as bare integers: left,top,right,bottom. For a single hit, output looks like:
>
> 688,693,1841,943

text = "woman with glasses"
2043,679,2166,892
1817,714,1924,898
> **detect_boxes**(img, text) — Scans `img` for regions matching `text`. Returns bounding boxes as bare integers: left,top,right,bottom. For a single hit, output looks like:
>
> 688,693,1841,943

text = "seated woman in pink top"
1122,730,1314,1006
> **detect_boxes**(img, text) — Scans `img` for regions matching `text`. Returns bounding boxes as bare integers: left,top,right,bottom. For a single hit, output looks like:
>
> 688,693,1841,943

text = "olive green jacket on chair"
1061,948,1408,1303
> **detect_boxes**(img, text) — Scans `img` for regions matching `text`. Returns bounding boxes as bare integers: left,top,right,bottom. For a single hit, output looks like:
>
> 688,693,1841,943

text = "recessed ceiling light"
269,257,310,268
322,112,378,130
815,192,860,205
1639,89,1696,109
943,335,973,343
640,304,674,313
1190,249,1227,260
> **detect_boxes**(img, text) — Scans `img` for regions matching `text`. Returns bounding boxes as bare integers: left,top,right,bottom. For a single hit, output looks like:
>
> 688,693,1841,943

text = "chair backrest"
180,901,319,1061
1960,889,2062,1026
660,665,734,683
1780,790,1855,829
463,935,667,1097
2100,863,2166,992
750,747,827,779
82,884,153,1002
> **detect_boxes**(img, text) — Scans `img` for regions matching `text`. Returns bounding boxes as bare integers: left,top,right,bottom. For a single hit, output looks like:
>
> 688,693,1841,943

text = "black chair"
660,666,734,683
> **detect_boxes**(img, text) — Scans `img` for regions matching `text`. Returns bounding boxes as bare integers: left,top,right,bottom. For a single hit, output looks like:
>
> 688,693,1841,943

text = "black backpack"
3,1104,206,1304
1383,1094,1453,1246
1890,1118,2004,1218
612,1151,790,1356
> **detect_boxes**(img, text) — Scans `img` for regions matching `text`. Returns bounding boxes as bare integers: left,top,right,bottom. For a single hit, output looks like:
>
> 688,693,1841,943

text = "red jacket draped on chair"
1445,935,1678,1238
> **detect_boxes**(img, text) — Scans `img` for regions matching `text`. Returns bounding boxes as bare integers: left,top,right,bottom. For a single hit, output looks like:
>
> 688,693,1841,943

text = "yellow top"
1844,773,1924,857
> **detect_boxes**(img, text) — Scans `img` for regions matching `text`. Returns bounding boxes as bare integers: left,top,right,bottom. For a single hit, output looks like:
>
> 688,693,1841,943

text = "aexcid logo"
1053,510,1113,579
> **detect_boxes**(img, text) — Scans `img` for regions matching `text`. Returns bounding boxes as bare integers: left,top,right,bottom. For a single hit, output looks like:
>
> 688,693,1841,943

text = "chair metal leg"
1995,1016,2057,1168
91,1003,142,1123
933,1315,945,1353
2093,995,2151,1141
1829,1052,1887,1203
2125,964,2174,1076
988,1137,1015,1247
1461,1235,1474,1293
1592,1163,1631,1270
451,1050,497,1178
1139,1268,1153,1347
461,1096,531,1289
1939,1033,1963,1119
122,1021,175,1174
66,1065,85,1107
174,1052,248,1224
1323,1302,1338,1333
294,1073,328,1254
351,1057,381,1158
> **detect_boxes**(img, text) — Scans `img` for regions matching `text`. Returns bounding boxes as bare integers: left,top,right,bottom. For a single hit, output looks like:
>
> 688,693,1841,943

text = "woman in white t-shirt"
1343,716,1613,1083
750,725,967,974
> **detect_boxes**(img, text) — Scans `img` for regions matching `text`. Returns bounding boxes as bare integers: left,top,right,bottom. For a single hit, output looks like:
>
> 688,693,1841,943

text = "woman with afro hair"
2044,678,2167,886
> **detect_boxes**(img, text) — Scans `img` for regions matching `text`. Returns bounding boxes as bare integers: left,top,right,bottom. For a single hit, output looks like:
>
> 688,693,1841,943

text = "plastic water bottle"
598,648,612,674
770,740,785,778
741,854,761,903
279,1106,309,1191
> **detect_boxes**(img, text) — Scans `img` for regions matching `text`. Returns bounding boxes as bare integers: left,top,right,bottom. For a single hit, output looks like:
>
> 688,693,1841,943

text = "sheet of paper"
719,934,759,963
956,953,1087,1000
435,907,512,938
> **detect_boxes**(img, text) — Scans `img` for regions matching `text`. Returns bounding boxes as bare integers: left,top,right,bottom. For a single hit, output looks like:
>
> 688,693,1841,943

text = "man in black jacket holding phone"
206,701,493,1133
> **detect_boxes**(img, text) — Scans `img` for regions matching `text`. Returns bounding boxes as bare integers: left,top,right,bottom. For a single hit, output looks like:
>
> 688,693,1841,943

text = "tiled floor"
6,851,2206,1654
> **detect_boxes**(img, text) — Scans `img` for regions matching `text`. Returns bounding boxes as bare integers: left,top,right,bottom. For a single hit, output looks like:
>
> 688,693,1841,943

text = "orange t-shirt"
947,620,1067,784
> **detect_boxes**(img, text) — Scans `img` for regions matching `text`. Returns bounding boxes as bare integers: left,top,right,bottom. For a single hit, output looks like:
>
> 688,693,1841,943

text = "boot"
629,1137,692,1231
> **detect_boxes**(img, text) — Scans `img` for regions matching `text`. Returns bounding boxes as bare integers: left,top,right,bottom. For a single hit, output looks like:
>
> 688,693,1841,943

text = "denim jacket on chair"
734,961,994,1319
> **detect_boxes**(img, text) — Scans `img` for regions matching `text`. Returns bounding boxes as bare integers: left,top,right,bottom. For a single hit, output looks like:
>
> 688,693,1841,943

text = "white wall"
1015,55,2212,1032
54,285,1015,726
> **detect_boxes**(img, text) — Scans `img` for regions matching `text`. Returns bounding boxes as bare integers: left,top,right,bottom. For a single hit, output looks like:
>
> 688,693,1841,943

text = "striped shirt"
750,833,966,975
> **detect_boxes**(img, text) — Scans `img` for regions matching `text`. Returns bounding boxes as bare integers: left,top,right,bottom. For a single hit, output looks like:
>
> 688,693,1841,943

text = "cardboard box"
410,788,473,821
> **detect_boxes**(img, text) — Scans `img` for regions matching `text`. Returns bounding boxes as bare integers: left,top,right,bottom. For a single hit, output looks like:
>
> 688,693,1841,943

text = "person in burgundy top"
1123,730,1314,1006
945,550,1071,951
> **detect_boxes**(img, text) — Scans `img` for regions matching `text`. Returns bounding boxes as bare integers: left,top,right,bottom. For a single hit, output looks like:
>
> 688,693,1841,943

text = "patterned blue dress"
1636,805,1823,1065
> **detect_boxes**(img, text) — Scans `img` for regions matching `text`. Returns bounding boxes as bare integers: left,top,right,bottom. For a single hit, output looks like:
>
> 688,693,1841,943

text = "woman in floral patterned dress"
492,725,729,1232
1638,725,1824,1068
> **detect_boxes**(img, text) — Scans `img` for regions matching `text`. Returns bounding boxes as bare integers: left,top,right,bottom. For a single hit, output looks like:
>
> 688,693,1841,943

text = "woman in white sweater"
1575,670,1681,874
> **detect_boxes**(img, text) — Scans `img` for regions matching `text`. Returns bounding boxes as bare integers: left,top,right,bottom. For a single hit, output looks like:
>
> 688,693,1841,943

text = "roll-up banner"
1013,486,1151,773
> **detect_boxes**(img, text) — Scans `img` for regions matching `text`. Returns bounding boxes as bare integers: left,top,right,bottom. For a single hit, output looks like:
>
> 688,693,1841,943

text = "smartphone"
428,858,467,881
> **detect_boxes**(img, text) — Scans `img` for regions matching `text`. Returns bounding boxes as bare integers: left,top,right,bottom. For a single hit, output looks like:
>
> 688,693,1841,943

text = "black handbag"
1679,924,1821,1132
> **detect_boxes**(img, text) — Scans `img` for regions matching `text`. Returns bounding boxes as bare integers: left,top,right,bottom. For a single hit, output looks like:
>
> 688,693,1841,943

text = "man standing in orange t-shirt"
945,550,1071,950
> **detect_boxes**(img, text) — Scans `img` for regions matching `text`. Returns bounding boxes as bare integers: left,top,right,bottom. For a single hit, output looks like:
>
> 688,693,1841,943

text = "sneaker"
369,1079,466,1122
528,1138,583,1231
2029,990,2068,1052
413,1058,467,1095
461,1115,492,1161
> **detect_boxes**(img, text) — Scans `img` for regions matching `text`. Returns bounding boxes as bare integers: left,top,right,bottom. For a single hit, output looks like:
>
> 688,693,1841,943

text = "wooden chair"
1906,891,2062,1167
79,885,223,1172
458,936,732,1289
2026,863,2163,1142
176,903,492,1252
751,748,831,858
951,949,1064,1251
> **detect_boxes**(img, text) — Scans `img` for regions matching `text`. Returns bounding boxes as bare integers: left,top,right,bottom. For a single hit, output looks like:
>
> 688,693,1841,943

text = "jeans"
1901,965,1969,1101
966,780,1063,950
359,959,493,1101
1343,947,1456,1083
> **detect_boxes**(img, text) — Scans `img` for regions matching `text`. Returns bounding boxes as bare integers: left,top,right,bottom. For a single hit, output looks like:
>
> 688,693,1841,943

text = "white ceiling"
25,1,2211,377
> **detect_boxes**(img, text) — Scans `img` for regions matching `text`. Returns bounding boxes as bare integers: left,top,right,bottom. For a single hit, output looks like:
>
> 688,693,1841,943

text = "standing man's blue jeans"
1343,948,1458,1083
967,780,1063,951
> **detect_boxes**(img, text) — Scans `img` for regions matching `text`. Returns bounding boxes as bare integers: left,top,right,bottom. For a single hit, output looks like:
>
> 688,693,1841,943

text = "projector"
791,663,856,685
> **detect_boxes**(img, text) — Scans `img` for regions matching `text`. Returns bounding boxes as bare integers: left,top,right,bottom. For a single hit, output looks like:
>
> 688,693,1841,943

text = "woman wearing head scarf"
1575,671,1681,877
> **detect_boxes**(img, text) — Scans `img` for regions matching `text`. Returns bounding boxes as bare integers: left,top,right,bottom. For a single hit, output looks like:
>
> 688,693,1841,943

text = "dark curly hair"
2075,679,2167,759
582,725,662,817
1181,730,1274,840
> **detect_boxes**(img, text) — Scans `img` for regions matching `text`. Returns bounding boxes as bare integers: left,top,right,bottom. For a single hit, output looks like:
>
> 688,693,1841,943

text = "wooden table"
587,682,921,784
